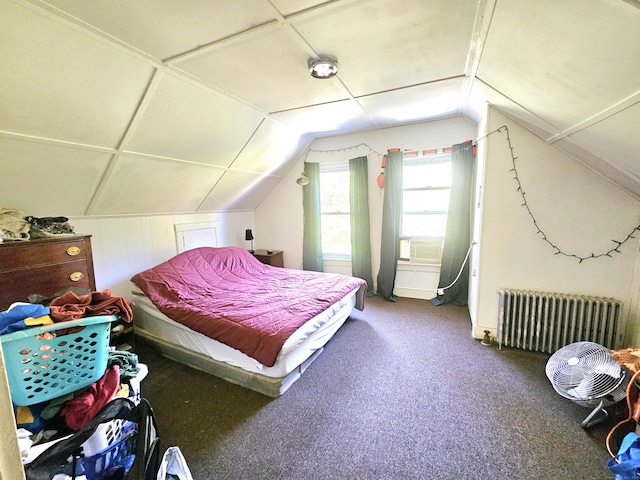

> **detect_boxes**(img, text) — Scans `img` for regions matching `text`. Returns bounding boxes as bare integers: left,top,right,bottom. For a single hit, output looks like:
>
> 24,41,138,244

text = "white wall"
256,116,479,297
71,211,255,299
472,108,640,344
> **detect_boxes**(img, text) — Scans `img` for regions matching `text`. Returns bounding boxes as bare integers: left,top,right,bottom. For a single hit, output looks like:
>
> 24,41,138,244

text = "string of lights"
486,125,640,263
301,130,639,263
302,143,385,161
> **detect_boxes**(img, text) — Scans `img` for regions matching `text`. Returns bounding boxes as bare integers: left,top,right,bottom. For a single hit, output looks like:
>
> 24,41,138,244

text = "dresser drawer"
0,238,89,273
0,261,92,304
0,235,96,310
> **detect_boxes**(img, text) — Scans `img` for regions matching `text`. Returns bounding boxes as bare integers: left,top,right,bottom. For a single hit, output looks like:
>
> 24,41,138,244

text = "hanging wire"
301,131,639,263
479,125,640,263
301,143,385,162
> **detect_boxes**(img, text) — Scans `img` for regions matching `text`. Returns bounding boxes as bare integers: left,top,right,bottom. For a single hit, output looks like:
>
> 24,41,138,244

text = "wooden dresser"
0,235,96,310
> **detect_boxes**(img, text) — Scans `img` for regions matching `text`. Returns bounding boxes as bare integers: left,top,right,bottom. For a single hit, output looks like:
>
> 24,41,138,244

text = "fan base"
581,399,608,429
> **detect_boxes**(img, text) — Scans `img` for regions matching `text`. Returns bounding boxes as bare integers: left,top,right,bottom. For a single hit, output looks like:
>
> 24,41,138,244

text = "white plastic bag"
157,446,193,480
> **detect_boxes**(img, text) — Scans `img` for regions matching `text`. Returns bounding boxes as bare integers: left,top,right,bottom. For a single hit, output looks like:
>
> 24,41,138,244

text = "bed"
129,246,366,397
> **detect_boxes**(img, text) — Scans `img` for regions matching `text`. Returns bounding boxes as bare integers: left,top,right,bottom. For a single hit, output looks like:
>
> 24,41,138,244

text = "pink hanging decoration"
377,155,387,189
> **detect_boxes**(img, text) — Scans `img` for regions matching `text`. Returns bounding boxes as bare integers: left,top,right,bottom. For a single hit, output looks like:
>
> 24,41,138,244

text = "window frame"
400,152,452,263
319,163,352,260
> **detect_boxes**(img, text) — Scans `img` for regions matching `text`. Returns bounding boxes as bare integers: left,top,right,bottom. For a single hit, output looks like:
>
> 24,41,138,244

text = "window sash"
401,153,451,242
320,166,351,257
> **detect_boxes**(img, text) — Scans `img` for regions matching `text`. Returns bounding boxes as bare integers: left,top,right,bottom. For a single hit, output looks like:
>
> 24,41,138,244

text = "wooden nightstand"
251,249,284,267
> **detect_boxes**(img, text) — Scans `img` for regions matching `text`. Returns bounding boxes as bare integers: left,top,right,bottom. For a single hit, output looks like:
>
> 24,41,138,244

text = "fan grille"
545,341,626,406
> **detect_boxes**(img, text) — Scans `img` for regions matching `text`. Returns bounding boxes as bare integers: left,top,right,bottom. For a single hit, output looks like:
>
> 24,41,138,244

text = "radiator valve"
481,330,492,346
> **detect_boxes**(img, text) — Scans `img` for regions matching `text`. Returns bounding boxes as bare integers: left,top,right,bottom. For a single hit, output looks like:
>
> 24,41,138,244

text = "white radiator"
498,289,622,353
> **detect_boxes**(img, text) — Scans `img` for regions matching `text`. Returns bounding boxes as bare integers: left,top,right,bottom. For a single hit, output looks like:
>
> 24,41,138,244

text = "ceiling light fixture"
308,57,338,79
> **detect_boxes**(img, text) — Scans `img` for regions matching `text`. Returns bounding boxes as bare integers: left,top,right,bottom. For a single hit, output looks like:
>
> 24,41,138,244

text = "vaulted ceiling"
1,0,639,217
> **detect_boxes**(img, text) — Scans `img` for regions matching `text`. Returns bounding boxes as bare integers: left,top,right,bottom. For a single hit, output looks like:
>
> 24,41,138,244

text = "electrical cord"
606,368,640,458
436,241,476,295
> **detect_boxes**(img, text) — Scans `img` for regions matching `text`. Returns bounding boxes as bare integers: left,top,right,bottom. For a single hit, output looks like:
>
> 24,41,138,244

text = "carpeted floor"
135,295,617,479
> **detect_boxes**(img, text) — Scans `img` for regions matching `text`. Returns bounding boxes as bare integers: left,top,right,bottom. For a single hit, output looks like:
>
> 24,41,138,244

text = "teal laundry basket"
0,315,117,406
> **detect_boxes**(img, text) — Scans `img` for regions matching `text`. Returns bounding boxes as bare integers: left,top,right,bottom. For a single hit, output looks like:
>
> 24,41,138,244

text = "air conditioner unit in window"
409,237,443,264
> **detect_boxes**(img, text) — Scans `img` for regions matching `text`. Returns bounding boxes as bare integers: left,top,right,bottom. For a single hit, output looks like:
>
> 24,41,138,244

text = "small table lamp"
245,229,254,253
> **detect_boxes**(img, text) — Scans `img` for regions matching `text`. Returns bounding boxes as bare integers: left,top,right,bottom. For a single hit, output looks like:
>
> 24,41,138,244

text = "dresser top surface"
0,234,92,248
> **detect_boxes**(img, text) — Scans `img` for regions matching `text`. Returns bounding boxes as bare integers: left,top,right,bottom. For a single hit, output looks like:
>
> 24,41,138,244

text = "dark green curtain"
302,162,323,272
432,141,474,306
376,150,403,301
349,156,374,296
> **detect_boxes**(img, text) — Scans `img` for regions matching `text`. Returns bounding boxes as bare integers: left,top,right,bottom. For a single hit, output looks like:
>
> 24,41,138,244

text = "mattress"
131,287,357,380
129,246,366,367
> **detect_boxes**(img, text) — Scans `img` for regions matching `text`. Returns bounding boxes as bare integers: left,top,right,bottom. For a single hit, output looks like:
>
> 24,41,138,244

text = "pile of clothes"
0,288,133,335
16,349,143,463
24,215,75,238
0,208,31,241
0,207,75,241
0,287,138,464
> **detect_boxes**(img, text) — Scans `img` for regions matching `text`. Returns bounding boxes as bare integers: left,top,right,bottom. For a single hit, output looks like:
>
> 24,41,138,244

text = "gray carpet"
136,295,616,479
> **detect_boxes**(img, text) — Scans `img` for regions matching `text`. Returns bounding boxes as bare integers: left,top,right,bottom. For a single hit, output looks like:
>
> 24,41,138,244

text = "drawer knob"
66,246,81,256
69,271,84,282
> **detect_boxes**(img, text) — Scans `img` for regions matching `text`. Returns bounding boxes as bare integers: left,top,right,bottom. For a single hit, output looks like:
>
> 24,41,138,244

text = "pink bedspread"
130,246,366,367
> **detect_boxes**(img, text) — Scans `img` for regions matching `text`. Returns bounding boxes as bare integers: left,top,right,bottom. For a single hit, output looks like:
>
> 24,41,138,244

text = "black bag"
25,398,160,480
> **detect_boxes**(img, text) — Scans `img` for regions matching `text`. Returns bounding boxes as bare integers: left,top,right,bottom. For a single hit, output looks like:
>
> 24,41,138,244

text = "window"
400,152,451,263
319,164,351,258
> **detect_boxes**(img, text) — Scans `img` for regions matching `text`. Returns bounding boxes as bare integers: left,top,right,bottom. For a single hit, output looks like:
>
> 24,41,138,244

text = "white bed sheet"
131,288,357,379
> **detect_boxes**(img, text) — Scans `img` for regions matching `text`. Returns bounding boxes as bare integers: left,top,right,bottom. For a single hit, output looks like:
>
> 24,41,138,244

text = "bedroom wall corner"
468,110,488,336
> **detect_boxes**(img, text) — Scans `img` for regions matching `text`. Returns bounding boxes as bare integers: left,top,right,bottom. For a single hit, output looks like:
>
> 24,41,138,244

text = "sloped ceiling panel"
125,72,265,166
551,137,640,199
291,0,476,97
569,102,640,182
359,77,466,127
0,137,112,216
198,170,281,212
271,99,376,136
43,0,277,61
90,154,226,216
470,80,562,140
478,0,640,132
0,1,154,148
176,25,350,113
230,119,305,175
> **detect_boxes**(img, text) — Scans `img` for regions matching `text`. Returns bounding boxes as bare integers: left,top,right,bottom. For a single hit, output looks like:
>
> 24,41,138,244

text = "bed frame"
131,301,350,398
134,328,325,398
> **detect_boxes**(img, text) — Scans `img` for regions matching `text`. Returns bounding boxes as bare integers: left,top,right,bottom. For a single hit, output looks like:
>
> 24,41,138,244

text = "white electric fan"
545,341,629,429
